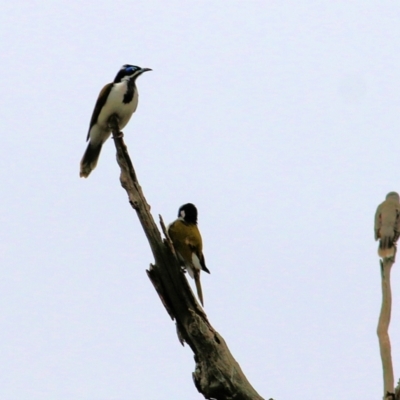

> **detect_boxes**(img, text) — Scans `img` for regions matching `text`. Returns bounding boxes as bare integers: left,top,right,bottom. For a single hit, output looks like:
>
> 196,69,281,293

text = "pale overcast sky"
1,1,400,399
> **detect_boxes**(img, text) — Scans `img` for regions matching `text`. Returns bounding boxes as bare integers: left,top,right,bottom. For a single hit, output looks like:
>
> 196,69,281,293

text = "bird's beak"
140,68,152,74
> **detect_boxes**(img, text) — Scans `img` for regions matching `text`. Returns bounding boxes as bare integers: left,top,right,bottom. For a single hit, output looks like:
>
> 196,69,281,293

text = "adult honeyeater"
167,203,210,306
374,192,400,259
80,64,151,178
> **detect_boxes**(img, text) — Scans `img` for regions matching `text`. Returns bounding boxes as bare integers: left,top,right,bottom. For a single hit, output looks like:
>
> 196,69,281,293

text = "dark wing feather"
393,208,400,244
188,244,210,274
86,83,113,141
374,203,382,240
200,253,210,274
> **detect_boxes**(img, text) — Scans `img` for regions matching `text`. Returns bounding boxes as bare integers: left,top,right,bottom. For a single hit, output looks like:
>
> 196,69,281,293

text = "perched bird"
167,203,210,306
80,64,151,178
374,192,400,259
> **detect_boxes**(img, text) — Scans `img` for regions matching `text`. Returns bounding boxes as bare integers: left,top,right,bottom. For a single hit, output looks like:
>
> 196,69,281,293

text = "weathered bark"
108,115,264,400
377,256,399,400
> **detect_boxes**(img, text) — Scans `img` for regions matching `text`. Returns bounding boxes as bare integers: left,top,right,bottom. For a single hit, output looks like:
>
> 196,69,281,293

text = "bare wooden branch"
108,114,264,400
377,257,396,400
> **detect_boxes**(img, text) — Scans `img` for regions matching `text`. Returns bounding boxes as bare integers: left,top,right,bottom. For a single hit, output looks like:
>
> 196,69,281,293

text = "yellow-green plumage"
168,219,203,267
167,203,210,306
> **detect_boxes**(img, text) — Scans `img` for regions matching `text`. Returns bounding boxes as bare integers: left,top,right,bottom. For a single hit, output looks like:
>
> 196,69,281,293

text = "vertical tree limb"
377,257,395,399
107,115,265,400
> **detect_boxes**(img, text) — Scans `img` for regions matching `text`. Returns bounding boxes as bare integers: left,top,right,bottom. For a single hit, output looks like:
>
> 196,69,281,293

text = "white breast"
90,81,139,145
100,82,139,129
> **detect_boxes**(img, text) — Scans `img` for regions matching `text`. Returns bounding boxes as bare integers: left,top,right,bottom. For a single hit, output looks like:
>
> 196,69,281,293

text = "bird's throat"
123,79,135,104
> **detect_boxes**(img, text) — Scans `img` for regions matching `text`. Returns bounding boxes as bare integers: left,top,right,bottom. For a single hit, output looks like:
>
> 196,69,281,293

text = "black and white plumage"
80,64,151,178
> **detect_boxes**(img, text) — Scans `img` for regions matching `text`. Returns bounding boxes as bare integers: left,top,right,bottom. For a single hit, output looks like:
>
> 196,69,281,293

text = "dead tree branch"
377,257,398,400
108,114,264,400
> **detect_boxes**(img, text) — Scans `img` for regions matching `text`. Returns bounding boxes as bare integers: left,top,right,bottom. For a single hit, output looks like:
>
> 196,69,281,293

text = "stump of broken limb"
108,115,264,400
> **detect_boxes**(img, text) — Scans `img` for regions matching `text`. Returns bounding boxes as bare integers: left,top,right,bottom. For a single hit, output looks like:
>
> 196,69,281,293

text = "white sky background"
0,1,399,399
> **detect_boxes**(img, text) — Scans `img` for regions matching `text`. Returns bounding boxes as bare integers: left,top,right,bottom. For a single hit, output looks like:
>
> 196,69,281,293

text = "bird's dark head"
178,203,198,224
114,64,152,83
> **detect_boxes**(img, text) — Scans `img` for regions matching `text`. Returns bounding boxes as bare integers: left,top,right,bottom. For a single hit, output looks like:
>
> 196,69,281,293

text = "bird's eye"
125,66,134,73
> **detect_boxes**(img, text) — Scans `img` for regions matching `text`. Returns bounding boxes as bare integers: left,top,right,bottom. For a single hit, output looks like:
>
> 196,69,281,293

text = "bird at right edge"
374,191,400,259
167,203,210,306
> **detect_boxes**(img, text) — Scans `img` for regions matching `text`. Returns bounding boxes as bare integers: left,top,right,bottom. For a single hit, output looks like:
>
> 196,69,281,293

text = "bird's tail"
80,142,103,178
194,271,204,307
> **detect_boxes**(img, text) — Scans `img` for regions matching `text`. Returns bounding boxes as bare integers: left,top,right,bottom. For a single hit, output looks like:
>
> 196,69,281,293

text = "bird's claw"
112,131,124,139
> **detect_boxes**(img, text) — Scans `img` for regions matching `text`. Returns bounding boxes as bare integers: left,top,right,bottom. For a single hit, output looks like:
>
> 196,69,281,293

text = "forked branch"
108,114,264,400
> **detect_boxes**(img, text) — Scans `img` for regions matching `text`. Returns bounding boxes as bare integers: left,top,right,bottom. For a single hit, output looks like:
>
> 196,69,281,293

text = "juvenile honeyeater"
167,203,210,306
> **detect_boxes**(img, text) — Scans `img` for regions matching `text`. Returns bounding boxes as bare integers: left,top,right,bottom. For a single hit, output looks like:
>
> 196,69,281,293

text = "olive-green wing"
186,226,210,273
167,220,193,264
186,225,210,273
168,220,209,306
168,220,209,272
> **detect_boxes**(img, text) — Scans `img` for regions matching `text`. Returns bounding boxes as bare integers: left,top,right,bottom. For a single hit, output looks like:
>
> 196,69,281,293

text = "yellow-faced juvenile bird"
167,203,210,306
374,191,400,259
80,64,151,178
